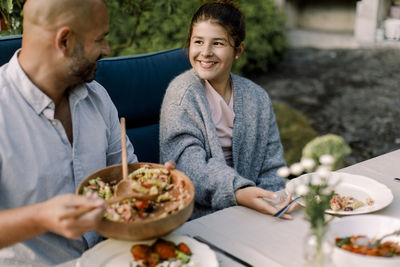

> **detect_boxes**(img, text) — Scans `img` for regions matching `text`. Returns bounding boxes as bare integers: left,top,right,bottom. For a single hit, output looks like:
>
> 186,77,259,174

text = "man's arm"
0,193,105,249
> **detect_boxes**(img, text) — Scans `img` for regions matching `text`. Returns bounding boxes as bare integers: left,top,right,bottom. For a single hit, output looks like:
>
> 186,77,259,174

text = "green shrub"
105,0,286,75
273,102,318,166
1,0,287,74
302,134,352,170
105,0,200,56
0,0,24,35
273,103,351,169
233,0,287,75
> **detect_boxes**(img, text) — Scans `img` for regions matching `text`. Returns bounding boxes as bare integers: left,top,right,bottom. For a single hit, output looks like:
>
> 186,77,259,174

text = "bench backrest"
0,35,22,65
0,35,191,163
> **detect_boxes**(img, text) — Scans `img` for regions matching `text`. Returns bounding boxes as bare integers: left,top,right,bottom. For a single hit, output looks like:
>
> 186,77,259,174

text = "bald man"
0,0,137,265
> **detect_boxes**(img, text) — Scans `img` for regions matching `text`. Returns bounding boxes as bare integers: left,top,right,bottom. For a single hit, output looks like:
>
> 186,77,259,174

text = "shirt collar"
7,50,88,118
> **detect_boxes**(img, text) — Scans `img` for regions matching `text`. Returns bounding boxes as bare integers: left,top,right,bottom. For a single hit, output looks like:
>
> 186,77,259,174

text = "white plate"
330,215,400,267
289,172,393,215
77,233,219,267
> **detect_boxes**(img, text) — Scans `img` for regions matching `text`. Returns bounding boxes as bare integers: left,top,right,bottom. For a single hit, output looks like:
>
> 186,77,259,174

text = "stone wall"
277,0,395,44
279,0,358,32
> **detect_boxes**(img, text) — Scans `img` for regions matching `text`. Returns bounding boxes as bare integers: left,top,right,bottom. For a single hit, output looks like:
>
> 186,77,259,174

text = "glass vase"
303,226,334,267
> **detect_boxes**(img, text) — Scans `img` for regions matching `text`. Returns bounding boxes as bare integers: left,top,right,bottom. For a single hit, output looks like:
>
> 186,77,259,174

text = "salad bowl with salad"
76,162,195,241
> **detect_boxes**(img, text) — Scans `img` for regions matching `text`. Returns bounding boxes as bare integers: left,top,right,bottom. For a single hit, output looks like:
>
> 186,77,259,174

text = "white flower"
319,154,334,166
277,166,291,178
311,173,322,185
328,173,341,187
322,186,333,195
285,181,295,194
316,165,331,179
290,163,304,176
300,158,316,171
296,184,309,196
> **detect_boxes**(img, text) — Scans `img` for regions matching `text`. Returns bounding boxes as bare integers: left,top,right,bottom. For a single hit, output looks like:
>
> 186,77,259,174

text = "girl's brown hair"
185,0,245,50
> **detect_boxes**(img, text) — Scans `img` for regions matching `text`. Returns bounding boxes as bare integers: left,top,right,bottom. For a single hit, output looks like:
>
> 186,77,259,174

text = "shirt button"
51,120,58,126
48,103,55,109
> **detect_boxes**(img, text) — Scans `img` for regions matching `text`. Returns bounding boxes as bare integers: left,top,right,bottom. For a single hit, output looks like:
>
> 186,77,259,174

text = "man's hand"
235,187,298,220
0,193,106,249
37,193,106,239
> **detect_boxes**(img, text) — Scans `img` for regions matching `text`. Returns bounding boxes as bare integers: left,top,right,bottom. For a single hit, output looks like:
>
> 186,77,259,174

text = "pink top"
204,80,235,167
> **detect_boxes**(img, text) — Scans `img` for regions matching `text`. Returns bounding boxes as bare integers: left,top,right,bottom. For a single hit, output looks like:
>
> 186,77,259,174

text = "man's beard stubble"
68,41,100,84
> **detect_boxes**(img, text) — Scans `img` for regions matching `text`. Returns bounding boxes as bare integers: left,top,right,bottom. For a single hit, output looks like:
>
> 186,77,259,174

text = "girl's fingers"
279,213,293,220
275,194,292,210
286,202,299,213
236,187,298,218
255,197,282,215
164,160,176,171
258,190,279,201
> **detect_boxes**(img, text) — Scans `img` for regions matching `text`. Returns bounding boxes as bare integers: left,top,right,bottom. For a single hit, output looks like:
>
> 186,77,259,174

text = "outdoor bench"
0,35,191,163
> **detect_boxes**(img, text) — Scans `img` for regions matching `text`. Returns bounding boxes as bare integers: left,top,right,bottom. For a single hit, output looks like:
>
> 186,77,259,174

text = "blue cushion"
95,49,191,162
95,49,190,128
0,35,22,66
126,124,159,163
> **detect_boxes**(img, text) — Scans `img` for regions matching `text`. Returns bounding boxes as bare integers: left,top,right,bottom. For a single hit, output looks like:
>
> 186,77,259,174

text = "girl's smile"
189,20,242,90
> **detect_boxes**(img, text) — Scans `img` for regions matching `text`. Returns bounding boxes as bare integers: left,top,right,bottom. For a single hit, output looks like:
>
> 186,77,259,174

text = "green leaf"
7,0,13,12
336,237,351,248
174,250,191,264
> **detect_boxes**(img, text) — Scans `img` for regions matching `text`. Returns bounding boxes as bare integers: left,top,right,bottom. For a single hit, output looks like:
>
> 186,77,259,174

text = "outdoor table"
57,149,400,267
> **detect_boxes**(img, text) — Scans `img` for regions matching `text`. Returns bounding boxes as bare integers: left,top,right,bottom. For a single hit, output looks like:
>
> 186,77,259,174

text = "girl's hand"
235,187,298,220
164,160,176,171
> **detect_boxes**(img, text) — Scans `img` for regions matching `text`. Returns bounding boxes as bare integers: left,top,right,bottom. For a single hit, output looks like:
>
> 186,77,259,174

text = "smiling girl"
160,0,296,219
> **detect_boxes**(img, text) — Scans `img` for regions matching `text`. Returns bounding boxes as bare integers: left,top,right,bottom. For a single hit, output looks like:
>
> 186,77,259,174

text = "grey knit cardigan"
160,69,286,219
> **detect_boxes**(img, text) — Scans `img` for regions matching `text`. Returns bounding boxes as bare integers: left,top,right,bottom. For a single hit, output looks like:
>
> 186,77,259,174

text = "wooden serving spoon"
113,117,130,197
65,118,163,220
113,117,159,200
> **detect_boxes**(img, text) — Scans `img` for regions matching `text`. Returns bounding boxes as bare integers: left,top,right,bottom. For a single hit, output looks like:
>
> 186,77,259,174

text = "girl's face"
189,20,243,85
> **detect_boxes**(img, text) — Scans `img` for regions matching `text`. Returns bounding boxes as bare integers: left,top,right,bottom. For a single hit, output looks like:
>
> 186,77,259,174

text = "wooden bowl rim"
76,162,195,225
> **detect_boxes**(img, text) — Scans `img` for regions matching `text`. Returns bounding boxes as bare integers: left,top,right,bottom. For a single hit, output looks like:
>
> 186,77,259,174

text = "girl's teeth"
201,61,215,66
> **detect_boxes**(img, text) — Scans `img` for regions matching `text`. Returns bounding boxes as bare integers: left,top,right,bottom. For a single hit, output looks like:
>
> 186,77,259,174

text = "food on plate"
80,165,190,222
330,193,374,211
336,235,400,257
130,238,194,267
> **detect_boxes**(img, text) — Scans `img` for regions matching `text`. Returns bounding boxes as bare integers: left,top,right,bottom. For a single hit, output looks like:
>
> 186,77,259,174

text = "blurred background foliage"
0,0,287,75
0,0,351,166
105,0,287,75
0,0,23,35
302,134,352,170
273,102,318,165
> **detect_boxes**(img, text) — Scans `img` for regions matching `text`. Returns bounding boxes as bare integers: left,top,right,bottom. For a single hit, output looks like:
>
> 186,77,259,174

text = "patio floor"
287,28,400,49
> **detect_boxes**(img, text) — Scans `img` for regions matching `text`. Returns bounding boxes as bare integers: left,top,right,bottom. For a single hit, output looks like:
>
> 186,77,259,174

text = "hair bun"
186,0,245,48
215,0,236,6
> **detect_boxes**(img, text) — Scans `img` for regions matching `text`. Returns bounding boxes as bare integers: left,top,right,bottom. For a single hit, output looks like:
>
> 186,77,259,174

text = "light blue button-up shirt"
0,51,138,266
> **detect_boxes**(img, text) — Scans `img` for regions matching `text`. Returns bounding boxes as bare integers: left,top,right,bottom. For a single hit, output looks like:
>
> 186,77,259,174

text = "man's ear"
235,42,245,59
55,27,73,55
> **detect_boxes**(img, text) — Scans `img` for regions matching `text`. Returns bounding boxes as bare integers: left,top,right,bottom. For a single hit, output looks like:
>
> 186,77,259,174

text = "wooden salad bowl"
76,162,195,241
